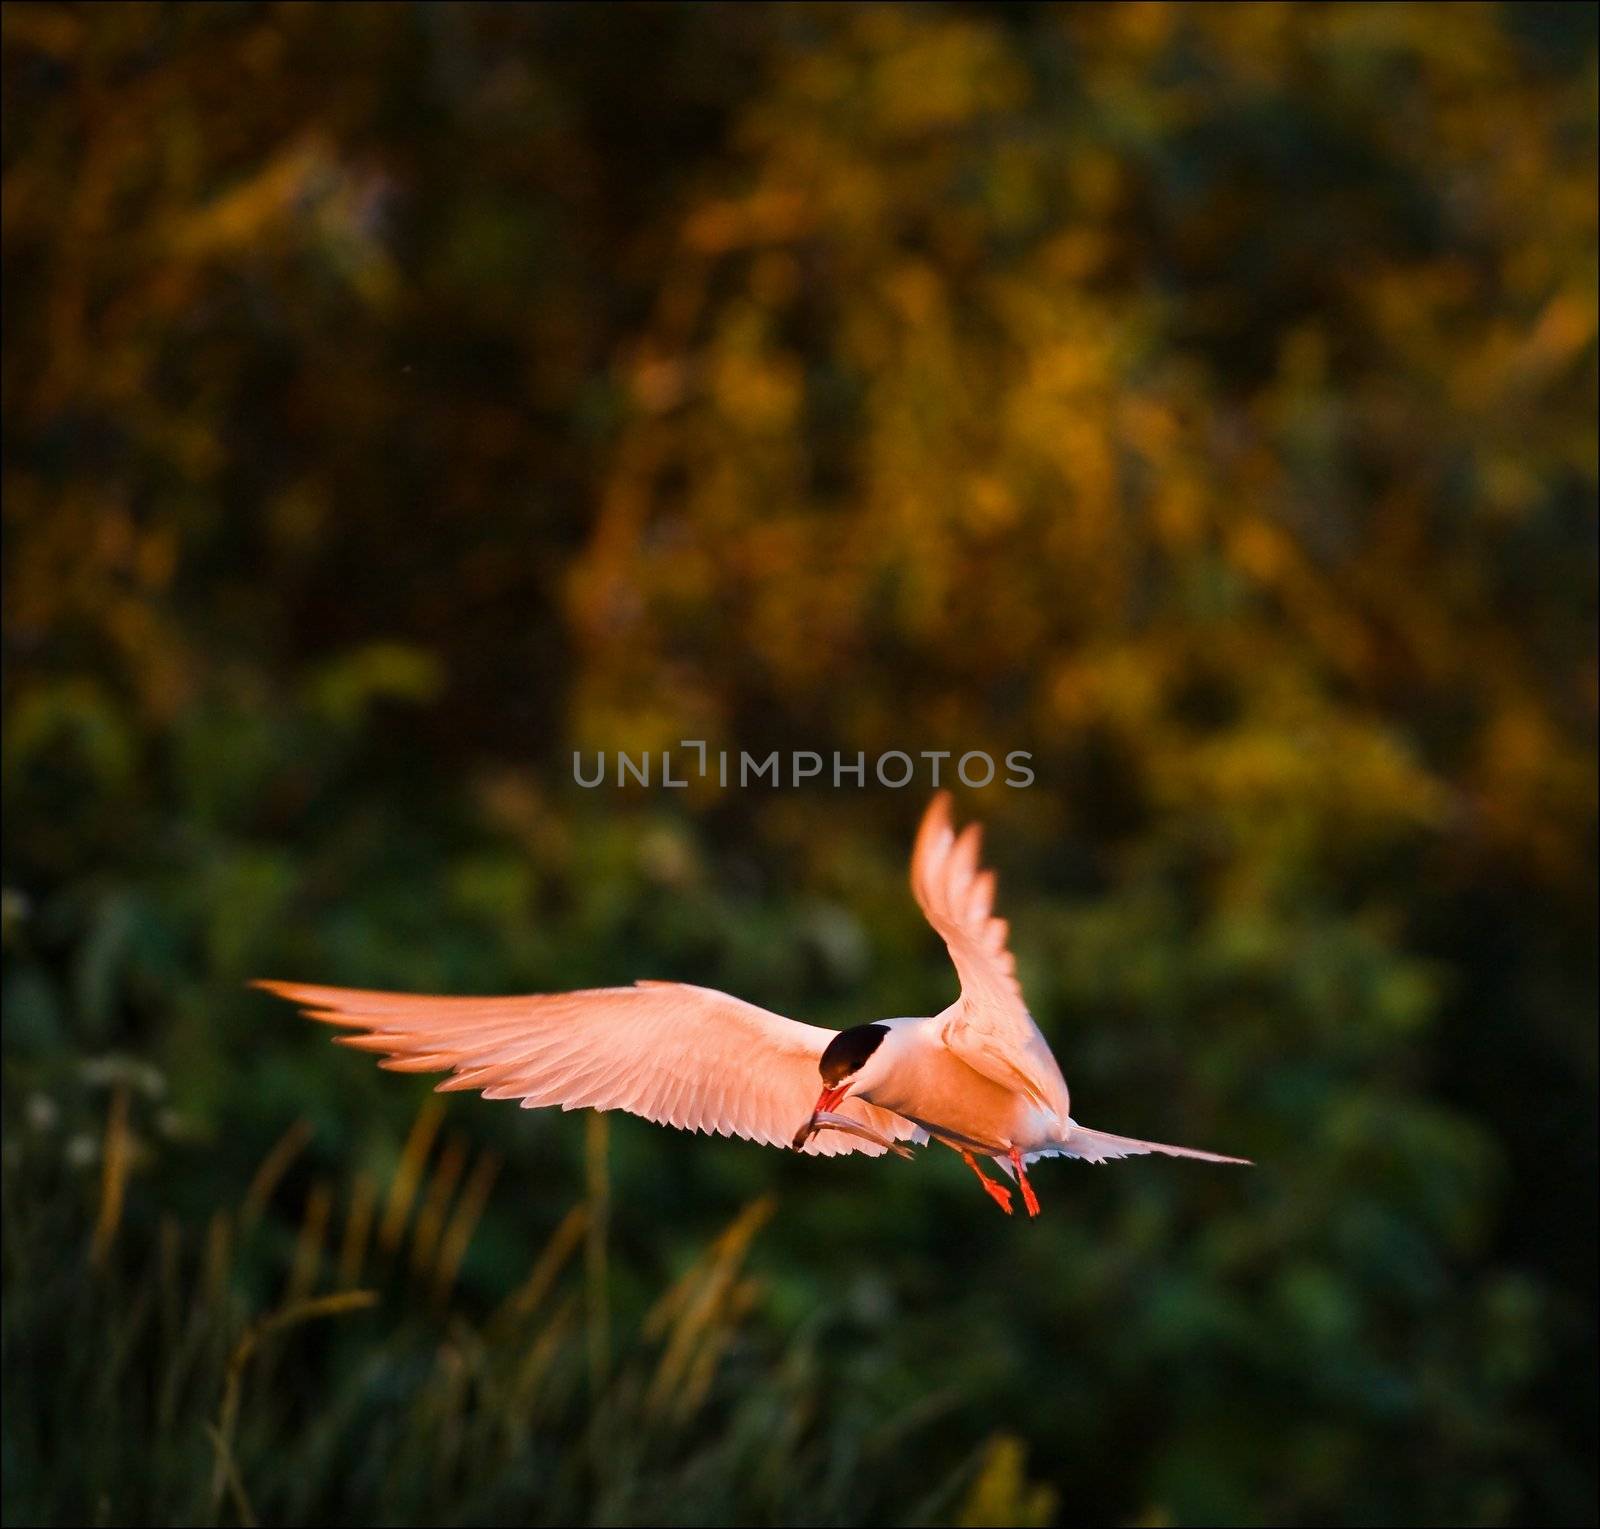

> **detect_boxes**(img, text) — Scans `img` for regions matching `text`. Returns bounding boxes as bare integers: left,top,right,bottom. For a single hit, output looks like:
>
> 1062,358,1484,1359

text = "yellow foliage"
957,1434,1060,1529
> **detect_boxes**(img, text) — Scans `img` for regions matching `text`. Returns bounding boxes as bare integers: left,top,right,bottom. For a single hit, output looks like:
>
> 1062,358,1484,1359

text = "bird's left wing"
909,793,1072,1121
255,979,923,1158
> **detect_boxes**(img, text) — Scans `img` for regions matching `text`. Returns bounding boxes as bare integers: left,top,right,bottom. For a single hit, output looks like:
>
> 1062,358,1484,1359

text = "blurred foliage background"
2,3,1596,1525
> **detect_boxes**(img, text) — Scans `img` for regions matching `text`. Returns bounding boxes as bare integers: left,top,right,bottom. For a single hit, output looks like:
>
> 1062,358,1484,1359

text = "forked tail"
1042,1121,1251,1166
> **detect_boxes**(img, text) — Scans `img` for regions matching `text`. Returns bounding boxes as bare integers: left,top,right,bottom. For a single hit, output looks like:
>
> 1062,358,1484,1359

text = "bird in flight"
256,793,1248,1216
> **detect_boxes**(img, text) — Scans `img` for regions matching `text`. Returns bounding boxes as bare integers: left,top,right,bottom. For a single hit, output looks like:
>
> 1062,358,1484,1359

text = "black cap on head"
818,1024,889,1084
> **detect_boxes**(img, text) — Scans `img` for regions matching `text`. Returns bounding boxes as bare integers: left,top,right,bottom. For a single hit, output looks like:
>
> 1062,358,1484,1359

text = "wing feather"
910,793,1072,1121
256,978,922,1158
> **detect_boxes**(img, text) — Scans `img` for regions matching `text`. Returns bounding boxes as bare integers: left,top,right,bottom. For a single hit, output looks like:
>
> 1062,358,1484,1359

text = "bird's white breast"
857,1019,1059,1154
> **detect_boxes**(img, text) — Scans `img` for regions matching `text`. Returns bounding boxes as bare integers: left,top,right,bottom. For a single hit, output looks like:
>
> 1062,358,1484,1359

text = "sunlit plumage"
256,793,1249,1216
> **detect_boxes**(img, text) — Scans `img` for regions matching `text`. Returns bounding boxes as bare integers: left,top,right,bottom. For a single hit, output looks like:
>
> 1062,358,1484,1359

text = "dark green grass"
1,1089,1048,1528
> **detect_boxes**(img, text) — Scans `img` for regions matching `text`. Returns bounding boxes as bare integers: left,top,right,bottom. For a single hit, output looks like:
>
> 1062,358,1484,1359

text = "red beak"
792,1083,849,1150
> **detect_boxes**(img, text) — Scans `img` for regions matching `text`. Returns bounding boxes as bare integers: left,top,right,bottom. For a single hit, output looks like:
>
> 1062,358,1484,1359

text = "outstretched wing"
910,792,1072,1121
256,978,923,1158
1036,1121,1251,1166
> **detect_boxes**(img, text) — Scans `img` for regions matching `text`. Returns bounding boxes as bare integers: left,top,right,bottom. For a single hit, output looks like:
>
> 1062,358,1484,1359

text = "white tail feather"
1042,1121,1251,1166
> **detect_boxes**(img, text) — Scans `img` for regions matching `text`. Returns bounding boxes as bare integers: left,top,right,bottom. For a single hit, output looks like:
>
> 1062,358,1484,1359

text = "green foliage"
2,4,1594,1526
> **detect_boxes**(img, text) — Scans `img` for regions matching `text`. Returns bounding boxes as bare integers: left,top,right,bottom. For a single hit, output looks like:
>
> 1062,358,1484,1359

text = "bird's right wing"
910,792,1072,1120
256,979,923,1158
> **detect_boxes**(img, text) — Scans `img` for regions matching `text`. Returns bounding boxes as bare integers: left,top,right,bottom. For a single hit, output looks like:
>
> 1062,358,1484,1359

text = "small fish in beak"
792,1083,849,1150
793,1109,916,1159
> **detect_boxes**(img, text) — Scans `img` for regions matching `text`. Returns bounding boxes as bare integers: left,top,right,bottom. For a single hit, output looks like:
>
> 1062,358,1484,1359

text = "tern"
256,793,1248,1216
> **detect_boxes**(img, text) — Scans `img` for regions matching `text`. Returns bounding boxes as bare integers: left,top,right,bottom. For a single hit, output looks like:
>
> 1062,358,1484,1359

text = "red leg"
961,1150,1013,1215
1009,1148,1041,1217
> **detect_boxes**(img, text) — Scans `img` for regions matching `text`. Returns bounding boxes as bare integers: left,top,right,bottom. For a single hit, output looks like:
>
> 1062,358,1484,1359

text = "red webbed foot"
979,1175,1015,1215
961,1149,1014,1215
1009,1148,1041,1218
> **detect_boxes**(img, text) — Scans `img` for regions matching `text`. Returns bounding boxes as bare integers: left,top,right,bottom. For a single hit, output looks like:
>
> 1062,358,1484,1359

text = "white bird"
256,792,1249,1216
